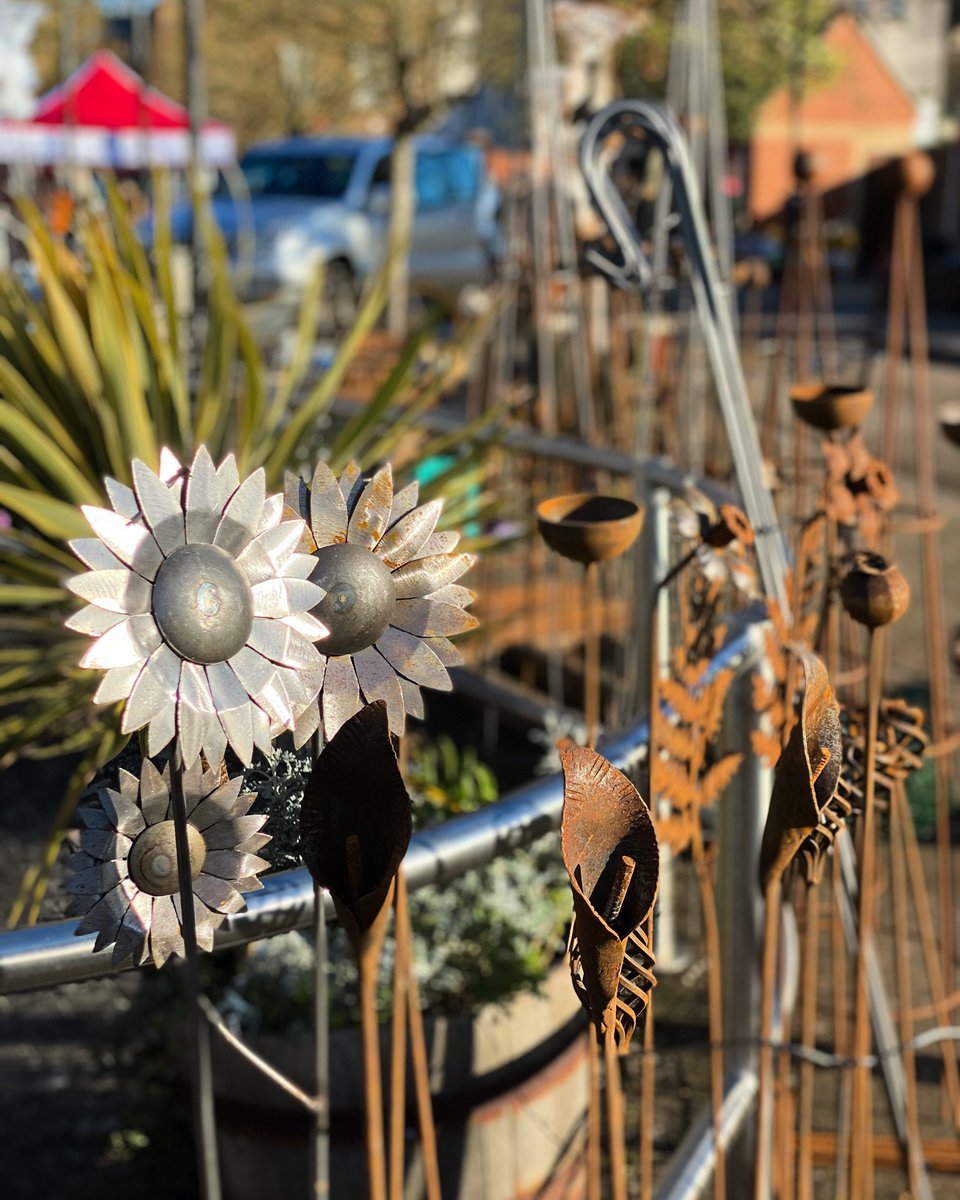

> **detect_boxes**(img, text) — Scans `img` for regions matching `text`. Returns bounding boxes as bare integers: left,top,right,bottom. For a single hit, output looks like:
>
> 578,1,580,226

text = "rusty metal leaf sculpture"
300,700,412,957
759,652,842,890
561,745,659,1052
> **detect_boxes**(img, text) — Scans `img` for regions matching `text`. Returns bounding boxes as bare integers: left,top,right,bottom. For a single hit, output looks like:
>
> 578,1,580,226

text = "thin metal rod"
890,784,926,1200
310,729,330,1200
402,867,442,1200
196,994,318,1113
312,881,330,1198
604,1023,628,1200
585,562,601,751
849,627,884,1200
389,869,411,1200
588,1034,603,1200
692,832,726,1200
754,876,782,1200
359,942,388,1200
796,883,819,1200
640,911,657,1200
169,744,222,1200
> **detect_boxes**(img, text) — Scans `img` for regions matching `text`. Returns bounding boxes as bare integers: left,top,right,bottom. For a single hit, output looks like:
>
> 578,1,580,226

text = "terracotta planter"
214,962,588,1200
789,382,873,433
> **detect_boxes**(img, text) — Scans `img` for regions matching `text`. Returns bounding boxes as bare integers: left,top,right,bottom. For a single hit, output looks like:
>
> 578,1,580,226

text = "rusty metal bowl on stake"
790,382,874,433
939,402,960,449
536,494,644,565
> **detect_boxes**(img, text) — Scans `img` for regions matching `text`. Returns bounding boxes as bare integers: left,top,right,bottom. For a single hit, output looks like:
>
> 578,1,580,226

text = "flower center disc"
310,542,395,656
129,820,206,896
153,543,254,664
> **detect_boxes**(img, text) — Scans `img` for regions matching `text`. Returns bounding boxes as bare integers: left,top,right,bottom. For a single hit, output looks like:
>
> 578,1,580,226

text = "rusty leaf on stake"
759,651,842,891
560,744,659,1051
300,699,412,955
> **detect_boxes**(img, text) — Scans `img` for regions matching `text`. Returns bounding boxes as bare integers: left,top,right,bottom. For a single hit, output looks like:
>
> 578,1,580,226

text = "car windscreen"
225,152,359,199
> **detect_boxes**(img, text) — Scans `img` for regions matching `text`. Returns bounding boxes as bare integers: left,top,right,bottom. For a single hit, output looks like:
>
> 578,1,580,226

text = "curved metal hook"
578,100,790,610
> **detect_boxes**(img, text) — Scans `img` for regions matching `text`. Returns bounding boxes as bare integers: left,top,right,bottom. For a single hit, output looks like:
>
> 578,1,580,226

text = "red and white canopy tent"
0,51,235,169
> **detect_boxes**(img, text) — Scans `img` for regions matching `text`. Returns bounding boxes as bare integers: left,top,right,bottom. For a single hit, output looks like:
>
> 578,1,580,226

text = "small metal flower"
66,448,329,767
670,488,757,597
67,757,270,966
287,461,477,742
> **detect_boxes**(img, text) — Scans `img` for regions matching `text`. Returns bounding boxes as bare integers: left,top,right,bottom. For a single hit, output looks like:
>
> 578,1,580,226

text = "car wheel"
322,259,357,335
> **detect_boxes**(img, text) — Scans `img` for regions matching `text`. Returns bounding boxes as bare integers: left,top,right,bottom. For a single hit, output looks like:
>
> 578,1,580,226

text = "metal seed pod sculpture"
758,651,842,891
299,700,412,1200
560,744,660,1050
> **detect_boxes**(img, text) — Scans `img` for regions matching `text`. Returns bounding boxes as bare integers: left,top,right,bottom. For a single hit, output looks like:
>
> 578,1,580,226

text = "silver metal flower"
67,758,270,966
670,486,758,599
66,447,330,768
286,460,478,742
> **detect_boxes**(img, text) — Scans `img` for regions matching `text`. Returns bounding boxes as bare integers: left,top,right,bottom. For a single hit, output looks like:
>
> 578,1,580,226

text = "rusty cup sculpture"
536,494,644,750
790,382,874,434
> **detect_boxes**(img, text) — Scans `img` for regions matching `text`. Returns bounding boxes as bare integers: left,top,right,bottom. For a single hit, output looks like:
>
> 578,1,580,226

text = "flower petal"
214,469,266,556
80,613,161,670
347,464,393,550
206,661,256,767
375,627,452,692
81,505,163,580
69,538,126,573
158,447,184,485
419,530,460,558
429,583,476,609
149,895,181,967
391,552,477,599
104,477,138,518
322,655,361,740
66,605,126,636
337,461,363,509
133,459,186,556
429,636,463,668
194,875,246,913
75,879,137,939
250,704,272,755
203,815,268,851
293,698,322,750
257,493,284,535
282,610,330,642
353,646,406,735
237,521,305,585
178,663,216,767
139,758,169,824
398,676,424,720
251,577,324,619
121,644,181,734
112,891,153,965
98,788,146,837
391,598,478,639
247,618,321,669
309,461,348,547
184,445,222,544
68,567,152,615
93,662,142,705
375,498,442,568
147,703,176,759
229,645,274,697
189,778,246,830
203,849,269,881
216,453,240,506
387,481,419,528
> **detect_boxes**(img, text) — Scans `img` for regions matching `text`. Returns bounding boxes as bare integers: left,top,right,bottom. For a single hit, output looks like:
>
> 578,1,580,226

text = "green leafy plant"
230,739,569,1029
0,180,503,925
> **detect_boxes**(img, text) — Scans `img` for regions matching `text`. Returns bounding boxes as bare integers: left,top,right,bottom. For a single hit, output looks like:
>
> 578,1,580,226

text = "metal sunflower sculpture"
67,757,270,966
66,448,329,767
286,460,478,742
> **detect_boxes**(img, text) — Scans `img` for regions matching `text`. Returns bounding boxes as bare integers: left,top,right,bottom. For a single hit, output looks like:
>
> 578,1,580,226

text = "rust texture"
560,743,659,1051
759,651,842,890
